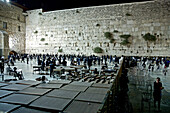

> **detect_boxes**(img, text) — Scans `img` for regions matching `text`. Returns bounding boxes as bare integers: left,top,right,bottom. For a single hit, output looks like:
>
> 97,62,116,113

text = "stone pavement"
128,66,170,113
1,60,170,113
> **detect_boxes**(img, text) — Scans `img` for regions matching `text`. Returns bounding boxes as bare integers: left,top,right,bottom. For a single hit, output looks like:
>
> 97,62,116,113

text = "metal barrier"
98,59,124,113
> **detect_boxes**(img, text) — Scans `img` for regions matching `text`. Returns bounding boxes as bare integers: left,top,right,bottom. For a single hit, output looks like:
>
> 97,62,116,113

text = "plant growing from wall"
104,32,112,39
143,33,156,41
39,13,42,15
58,49,63,53
113,30,119,33
93,47,103,53
76,10,80,13
96,24,100,27
40,38,45,41
126,13,132,16
34,30,38,33
76,48,80,51
120,34,131,45
54,17,56,19
110,39,115,43
45,43,48,45
120,39,130,45
104,32,115,43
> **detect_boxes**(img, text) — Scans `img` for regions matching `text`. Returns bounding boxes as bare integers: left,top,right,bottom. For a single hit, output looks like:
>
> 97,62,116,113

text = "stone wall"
0,1,26,54
0,30,9,57
26,0,170,56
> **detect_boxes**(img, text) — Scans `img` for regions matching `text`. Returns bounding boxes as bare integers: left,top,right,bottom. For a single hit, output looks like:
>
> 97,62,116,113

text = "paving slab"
46,89,79,99
0,84,31,91
48,80,71,84
61,85,88,92
70,81,93,87
0,94,39,105
64,100,102,113
36,83,63,89
0,90,13,98
30,96,72,111
17,87,52,96
75,92,106,103
92,83,112,89
13,80,41,86
0,82,10,87
0,103,20,113
85,87,109,95
11,107,51,113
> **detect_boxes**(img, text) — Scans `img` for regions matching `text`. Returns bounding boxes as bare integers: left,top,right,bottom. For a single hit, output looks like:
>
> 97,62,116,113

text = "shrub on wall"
110,39,115,43
120,34,131,39
126,13,132,16
104,32,112,39
96,24,100,27
58,49,63,52
104,32,115,43
45,43,48,45
120,34,131,46
34,30,38,33
113,30,119,33
120,40,130,45
40,38,45,41
76,48,80,51
143,33,156,41
93,47,103,53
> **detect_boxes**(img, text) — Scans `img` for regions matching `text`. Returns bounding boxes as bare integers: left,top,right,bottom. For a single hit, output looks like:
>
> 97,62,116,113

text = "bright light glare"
6,0,10,2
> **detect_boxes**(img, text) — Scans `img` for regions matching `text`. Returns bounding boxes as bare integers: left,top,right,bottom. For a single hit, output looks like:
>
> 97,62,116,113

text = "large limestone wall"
0,1,26,53
26,0,170,56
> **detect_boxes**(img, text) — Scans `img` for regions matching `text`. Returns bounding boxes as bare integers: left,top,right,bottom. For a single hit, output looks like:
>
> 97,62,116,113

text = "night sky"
10,0,152,11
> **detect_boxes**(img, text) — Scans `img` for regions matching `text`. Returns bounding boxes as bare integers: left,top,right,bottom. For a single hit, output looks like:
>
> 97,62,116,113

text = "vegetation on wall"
54,17,56,19
143,33,156,41
45,43,48,45
93,47,103,53
120,34,131,45
76,48,80,51
104,32,112,39
96,24,100,27
58,49,63,53
110,39,115,43
113,30,119,33
34,30,38,33
76,10,80,13
104,32,115,43
120,39,130,45
126,13,132,16
40,38,45,41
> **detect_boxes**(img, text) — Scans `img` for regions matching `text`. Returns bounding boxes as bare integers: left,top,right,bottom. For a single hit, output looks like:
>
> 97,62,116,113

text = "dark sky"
10,0,152,11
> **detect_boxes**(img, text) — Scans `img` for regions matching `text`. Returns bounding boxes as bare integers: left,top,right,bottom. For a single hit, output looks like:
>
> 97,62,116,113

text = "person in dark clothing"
13,67,23,80
0,57,4,73
153,77,164,111
26,55,29,64
94,68,99,74
49,62,54,77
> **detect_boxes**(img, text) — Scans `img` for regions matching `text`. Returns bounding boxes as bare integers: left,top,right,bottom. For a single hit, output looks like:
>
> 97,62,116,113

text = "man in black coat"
153,77,164,111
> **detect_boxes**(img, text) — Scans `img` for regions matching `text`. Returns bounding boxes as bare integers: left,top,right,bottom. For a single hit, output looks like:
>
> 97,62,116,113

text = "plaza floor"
0,59,170,113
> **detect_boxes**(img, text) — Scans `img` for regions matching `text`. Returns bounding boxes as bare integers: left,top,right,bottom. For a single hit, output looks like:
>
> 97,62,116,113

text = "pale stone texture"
25,0,170,56
0,1,26,56
1,0,170,56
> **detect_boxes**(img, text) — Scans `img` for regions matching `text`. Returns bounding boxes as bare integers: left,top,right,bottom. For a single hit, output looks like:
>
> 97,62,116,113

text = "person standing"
49,62,54,77
153,77,164,111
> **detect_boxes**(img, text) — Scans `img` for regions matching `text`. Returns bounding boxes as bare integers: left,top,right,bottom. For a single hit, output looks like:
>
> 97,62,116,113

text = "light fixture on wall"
6,0,10,2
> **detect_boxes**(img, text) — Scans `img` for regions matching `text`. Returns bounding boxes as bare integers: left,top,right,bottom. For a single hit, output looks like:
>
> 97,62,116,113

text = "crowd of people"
0,53,169,111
